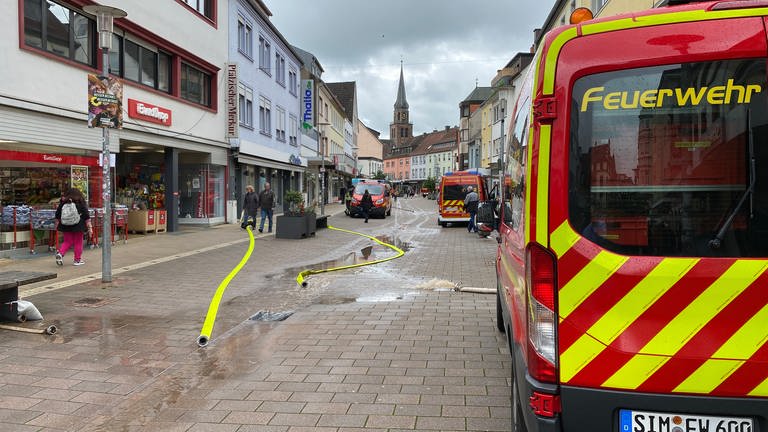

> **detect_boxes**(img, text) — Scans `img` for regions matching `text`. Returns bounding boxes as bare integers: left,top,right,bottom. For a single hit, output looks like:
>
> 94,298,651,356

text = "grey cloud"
266,0,551,137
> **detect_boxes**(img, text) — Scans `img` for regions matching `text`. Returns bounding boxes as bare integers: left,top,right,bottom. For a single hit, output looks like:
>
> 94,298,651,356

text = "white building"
1,0,229,236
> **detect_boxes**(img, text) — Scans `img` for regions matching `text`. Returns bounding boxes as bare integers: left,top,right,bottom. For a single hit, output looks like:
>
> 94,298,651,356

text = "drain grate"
72,297,119,308
249,310,294,321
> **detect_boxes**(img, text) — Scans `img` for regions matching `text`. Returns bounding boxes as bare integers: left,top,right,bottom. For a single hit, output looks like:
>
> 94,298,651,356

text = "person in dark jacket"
241,185,259,229
258,182,275,233
55,188,92,266
361,189,373,223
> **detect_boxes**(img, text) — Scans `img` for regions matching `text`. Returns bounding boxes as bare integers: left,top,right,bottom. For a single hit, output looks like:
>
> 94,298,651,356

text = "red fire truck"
496,1,768,431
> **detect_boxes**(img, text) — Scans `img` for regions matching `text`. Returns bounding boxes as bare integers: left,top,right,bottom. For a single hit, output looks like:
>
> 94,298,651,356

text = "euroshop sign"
302,79,314,129
127,99,172,126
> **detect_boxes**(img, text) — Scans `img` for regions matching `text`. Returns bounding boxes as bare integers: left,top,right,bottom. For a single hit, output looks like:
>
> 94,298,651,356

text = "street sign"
319,168,326,173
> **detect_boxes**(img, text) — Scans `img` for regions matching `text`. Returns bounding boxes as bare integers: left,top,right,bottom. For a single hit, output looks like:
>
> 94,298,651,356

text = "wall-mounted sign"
87,74,123,129
226,62,239,139
289,154,302,166
127,99,172,126
302,79,314,129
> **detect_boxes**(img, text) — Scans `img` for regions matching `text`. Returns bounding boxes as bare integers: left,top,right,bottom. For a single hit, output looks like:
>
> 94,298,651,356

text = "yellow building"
479,104,493,169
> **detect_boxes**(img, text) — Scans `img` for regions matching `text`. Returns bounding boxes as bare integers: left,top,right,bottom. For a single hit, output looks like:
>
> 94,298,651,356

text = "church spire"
394,61,409,110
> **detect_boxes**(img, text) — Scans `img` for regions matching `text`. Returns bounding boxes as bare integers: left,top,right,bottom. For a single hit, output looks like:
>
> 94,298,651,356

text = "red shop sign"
127,99,172,126
0,150,99,166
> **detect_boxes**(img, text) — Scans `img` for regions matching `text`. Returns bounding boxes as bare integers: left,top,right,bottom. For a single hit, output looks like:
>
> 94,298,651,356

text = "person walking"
361,189,373,223
464,185,480,233
55,188,92,266
241,185,259,229
258,182,275,233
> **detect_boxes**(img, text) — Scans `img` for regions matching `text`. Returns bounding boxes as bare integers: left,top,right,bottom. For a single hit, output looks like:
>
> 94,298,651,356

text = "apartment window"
289,68,298,96
238,83,253,127
23,0,95,66
259,36,270,74
276,107,286,141
181,63,211,107
114,36,171,92
181,0,214,20
259,96,271,135
238,17,252,58
275,52,285,86
289,115,298,146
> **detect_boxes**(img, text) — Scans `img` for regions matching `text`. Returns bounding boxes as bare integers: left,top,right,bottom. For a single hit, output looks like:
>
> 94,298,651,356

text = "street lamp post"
316,122,331,216
83,5,127,283
499,99,507,200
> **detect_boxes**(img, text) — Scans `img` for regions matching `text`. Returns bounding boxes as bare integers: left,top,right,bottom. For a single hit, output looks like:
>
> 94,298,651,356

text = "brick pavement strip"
0,199,511,431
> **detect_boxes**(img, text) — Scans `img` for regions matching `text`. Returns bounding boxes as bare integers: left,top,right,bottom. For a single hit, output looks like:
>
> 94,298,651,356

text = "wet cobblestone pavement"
0,199,510,431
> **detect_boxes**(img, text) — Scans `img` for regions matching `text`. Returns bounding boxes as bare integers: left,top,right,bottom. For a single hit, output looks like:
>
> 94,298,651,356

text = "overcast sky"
265,0,552,139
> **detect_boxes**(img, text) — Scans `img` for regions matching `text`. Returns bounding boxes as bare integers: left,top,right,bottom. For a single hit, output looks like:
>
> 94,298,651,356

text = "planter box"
276,215,310,239
128,210,156,234
305,213,316,237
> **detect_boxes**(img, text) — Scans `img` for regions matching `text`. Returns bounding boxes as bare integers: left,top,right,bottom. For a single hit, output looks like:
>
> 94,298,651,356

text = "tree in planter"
284,190,304,216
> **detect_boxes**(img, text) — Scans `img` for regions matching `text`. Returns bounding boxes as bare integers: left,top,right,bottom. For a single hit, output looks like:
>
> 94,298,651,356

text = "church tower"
390,62,413,146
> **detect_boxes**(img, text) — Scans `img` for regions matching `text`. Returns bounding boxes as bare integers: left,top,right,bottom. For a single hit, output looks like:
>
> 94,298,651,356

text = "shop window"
179,163,224,219
23,0,96,67
238,83,253,128
108,33,122,76
181,63,211,107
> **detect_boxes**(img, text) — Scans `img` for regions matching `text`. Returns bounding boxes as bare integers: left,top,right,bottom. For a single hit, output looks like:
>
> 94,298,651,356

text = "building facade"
228,0,305,216
356,121,383,178
2,0,229,245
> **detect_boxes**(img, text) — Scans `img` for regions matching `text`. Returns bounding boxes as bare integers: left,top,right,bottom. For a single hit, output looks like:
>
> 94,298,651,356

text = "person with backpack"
55,188,92,266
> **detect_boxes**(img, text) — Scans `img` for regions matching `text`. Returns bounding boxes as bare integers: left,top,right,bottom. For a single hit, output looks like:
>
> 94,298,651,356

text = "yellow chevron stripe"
550,221,580,258
674,359,744,394
749,376,768,397
560,334,606,383
602,354,668,390
590,258,698,343
671,300,768,394
560,258,696,382
714,301,768,359
535,125,552,245
559,250,628,318
639,260,768,356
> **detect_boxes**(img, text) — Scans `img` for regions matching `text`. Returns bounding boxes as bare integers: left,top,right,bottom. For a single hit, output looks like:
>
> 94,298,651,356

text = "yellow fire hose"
296,224,405,287
197,224,255,347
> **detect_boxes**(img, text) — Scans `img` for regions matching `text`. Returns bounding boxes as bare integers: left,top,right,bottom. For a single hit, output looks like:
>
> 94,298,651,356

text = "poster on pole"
87,74,123,128
71,165,89,202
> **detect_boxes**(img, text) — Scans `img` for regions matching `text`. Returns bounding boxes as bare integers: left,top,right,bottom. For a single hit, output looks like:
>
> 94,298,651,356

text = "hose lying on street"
457,287,496,295
197,224,255,347
296,224,405,287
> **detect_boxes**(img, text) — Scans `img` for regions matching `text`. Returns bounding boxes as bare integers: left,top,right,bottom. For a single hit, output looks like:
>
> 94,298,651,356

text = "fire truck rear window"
443,185,473,201
569,59,768,257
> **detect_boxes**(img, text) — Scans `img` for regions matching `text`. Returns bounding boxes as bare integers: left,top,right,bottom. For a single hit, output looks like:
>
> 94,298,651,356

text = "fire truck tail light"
526,244,558,383
530,391,561,417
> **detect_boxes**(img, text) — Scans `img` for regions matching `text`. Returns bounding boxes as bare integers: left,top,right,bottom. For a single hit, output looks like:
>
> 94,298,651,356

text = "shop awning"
236,154,306,172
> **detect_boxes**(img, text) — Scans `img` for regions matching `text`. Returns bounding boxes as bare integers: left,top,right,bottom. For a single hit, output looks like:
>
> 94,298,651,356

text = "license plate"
445,206,458,212
619,409,753,432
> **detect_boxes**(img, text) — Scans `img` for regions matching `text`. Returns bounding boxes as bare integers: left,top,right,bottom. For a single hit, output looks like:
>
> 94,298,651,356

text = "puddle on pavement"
374,235,413,252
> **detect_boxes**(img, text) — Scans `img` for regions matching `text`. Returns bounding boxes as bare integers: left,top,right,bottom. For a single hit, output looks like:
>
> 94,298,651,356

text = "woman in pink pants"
55,188,92,266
